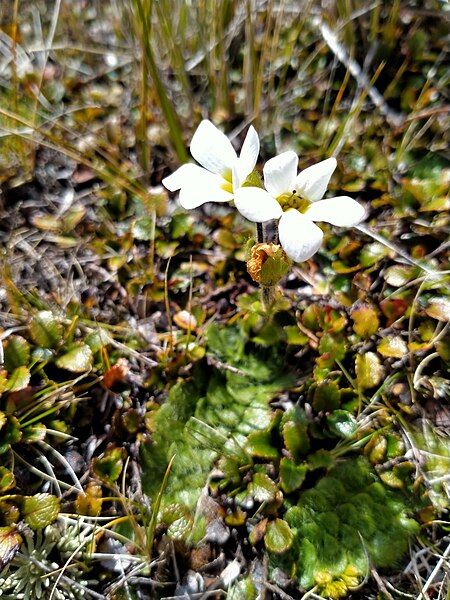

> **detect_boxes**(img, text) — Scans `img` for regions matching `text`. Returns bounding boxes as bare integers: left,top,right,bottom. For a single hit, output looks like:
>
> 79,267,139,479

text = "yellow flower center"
277,191,311,213
221,168,234,193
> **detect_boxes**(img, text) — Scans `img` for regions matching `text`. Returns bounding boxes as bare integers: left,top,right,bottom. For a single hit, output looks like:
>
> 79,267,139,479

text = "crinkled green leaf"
3,336,30,372
351,304,379,338
250,472,278,503
246,430,279,460
327,410,358,439
426,297,450,322
6,366,30,392
264,519,293,554
132,216,155,241
0,467,15,492
377,336,408,358
312,382,341,412
280,458,307,493
355,352,384,390
0,416,22,454
284,458,419,593
22,493,60,530
93,446,125,483
228,577,257,600
56,343,93,373
29,311,63,348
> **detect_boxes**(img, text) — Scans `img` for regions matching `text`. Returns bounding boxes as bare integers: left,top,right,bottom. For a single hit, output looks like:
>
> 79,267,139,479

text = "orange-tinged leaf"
0,526,22,569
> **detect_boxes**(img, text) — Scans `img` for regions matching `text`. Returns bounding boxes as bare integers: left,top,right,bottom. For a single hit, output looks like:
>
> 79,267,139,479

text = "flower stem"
256,222,275,312
256,222,264,243
261,285,275,310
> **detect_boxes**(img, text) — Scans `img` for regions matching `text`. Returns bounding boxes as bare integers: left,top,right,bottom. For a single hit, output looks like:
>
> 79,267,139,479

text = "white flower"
162,120,259,210
234,151,366,262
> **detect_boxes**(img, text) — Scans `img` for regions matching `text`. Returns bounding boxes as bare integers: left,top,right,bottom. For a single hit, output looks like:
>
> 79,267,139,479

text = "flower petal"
278,209,323,262
179,170,233,209
305,196,366,226
263,151,298,197
234,187,283,223
162,163,208,192
235,125,260,188
295,157,337,202
190,119,237,175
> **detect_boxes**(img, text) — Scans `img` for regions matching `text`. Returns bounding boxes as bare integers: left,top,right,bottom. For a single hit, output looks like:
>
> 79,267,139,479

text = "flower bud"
247,243,291,285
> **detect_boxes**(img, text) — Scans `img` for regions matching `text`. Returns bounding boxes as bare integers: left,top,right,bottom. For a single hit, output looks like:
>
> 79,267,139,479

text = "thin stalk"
256,222,264,243
12,0,19,114
0,107,153,205
146,455,175,557
154,0,193,104
130,0,188,163
137,2,151,177
164,257,173,354
244,0,256,117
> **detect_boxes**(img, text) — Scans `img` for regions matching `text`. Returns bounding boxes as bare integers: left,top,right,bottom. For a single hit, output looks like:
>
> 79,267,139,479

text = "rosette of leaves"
0,310,113,472
0,522,96,600
277,457,419,599
141,323,291,540
0,311,96,399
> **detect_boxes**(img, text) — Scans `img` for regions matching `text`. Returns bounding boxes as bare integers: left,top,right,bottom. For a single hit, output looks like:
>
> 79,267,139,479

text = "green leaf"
312,382,341,412
31,347,53,363
351,304,379,338
6,366,30,392
0,467,15,492
307,449,334,470
206,324,245,364
377,336,408,358
228,577,257,600
92,447,125,483
283,421,310,459
365,434,387,465
379,470,405,489
140,332,288,539
317,334,347,368
264,519,293,554
359,243,391,267
0,416,22,454
250,472,278,503
132,216,155,240
3,336,30,372
85,329,111,353
383,265,416,287
29,311,63,348
280,458,307,493
425,297,450,322
327,410,358,439
284,458,419,593
22,493,60,530
284,325,308,345
214,228,239,249
0,526,22,569
355,352,384,390
259,247,291,286
246,430,279,460
253,321,283,346
22,423,46,443
56,343,93,373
